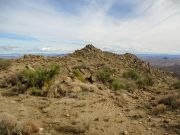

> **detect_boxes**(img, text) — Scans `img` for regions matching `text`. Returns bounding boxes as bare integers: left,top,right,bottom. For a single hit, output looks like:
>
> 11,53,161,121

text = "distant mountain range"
0,53,67,59
0,53,180,59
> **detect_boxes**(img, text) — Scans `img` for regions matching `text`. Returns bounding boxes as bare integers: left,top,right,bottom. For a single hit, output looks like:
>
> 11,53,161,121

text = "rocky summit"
0,45,179,135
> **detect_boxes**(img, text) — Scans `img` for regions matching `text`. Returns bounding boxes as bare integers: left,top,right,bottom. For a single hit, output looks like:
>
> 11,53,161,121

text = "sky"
0,0,180,54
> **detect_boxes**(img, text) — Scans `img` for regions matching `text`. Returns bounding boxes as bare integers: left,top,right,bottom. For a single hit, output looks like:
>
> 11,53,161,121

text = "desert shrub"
72,69,85,82
152,104,167,115
97,67,115,83
73,63,89,70
29,87,41,96
125,83,135,92
172,81,180,90
23,54,44,59
0,58,11,71
136,76,154,87
0,113,18,135
21,121,40,135
21,63,60,89
110,78,124,91
0,112,40,135
123,70,139,80
158,94,180,109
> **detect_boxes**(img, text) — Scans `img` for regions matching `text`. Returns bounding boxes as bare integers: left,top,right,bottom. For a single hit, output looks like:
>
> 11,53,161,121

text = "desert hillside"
0,45,179,135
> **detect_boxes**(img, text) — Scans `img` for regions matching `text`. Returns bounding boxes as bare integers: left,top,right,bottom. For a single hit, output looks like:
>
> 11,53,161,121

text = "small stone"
121,130,128,135
65,114,70,117
163,119,170,123
42,107,50,113
39,128,44,134
151,123,156,127
147,118,151,122
103,117,109,122
11,100,16,104
94,117,99,121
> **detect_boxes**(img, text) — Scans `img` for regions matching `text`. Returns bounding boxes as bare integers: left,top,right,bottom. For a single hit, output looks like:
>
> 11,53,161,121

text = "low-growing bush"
0,58,11,71
137,76,154,88
21,64,60,89
123,70,139,80
0,113,40,135
152,104,167,115
172,81,180,90
23,54,44,59
29,87,41,96
97,67,115,83
72,69,86,82
110,78,124,91
125,83,135,92
158,94,180,109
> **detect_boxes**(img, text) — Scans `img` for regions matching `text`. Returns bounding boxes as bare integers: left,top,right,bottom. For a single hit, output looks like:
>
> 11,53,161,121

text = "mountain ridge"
0,45,179,135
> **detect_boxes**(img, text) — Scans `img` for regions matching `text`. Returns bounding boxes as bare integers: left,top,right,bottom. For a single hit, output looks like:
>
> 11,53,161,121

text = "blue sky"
0,0,180,54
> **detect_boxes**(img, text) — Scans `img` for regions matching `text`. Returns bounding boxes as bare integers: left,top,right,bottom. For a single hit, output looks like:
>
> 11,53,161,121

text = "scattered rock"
163,119,170,123
121,130,128,135
55,121,89,134
103,116,109,122
94,117,99,121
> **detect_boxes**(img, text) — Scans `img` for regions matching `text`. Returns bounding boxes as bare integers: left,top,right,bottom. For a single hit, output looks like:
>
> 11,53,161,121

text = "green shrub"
172,81,180,89
0,58,11,71
23,54,44,59
72,69,85,82
137,76,154,87
97,67,115,83
110,78,124,91
123,70,139,80
21,64,60,89
125,83,135,91
29,87,41,96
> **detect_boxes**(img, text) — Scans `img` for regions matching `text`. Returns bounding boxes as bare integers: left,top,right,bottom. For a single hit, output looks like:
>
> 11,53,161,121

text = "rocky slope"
0,45,179,135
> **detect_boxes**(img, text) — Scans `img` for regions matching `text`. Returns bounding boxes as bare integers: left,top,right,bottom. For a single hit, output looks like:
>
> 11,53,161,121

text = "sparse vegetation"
152,104,167,115
125,83,135,92
0,112,40,135
123,70,139,80
12,63,61,96
172,81,180,90
0,58,11,71
23,54,44,59
110,78,124,91
29,87,41,96
97,67,115,83
72,69,86,82
21,64,60,89
158,94,180,109
136,76,154,88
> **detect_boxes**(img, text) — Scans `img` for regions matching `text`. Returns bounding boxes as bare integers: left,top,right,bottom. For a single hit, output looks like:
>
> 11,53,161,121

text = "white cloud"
0,0,180,54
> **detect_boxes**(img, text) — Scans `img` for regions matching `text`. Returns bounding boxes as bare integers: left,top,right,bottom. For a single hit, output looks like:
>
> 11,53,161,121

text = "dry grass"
0,113,17,135
158,93,180,109
152,104,167,115
0,59,11,71
0,112,40,135
21,121,40,135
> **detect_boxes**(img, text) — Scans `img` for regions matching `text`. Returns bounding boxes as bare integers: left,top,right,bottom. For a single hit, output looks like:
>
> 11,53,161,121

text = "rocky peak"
72,44,102,57
82,44,101,52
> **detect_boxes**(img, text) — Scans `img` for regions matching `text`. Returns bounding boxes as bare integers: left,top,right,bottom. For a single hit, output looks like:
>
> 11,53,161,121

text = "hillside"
0,45,179,135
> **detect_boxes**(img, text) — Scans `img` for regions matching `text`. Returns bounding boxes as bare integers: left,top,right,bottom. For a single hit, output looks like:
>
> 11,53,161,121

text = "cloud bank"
0,0,180,54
